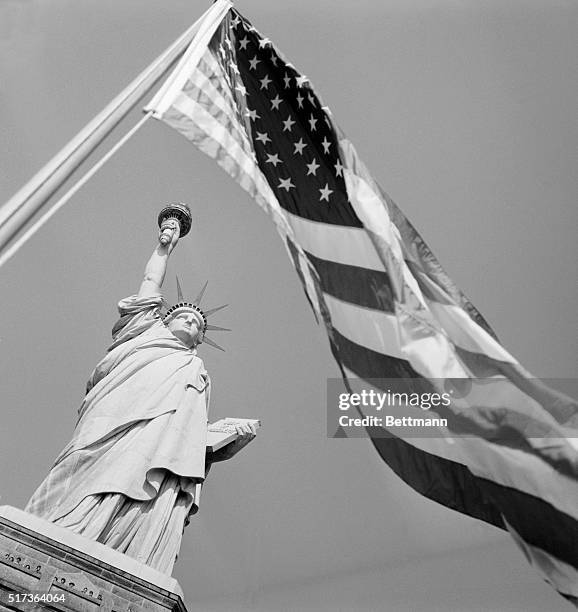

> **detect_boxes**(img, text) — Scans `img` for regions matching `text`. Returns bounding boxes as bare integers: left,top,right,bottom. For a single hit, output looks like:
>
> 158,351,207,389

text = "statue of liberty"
25,204,257,575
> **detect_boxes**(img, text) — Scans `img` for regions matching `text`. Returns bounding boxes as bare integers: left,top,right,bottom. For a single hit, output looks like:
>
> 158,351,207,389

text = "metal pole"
0,113,154,270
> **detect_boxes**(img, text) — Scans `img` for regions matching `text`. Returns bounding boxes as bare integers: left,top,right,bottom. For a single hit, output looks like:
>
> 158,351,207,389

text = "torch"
157,202,193,245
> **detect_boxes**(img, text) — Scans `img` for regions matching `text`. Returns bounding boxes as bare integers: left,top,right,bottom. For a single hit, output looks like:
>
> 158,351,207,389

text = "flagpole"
0,112,154,270
0,0,230,258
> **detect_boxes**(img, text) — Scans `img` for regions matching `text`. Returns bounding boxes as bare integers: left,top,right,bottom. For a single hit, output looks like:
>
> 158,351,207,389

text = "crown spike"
176,276,185,303
204,304,228,316
202,335,225,352
194,280,209,306
205,324,231,332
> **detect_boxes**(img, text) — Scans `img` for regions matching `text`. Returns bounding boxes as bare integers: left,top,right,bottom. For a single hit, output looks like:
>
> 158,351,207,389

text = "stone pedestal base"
0,506,187,612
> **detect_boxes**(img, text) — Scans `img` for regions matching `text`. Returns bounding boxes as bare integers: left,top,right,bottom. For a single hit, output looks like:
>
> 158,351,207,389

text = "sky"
0,1,577,610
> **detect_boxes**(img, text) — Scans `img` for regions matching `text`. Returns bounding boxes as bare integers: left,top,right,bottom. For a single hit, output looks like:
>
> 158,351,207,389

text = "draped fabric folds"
26,295,211,574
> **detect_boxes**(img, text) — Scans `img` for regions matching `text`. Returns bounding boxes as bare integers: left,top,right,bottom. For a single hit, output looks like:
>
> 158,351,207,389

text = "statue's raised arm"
137,220,180,298
138,203,192,298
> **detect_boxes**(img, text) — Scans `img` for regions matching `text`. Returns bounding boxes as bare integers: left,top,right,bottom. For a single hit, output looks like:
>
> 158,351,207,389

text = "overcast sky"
0,1,576,610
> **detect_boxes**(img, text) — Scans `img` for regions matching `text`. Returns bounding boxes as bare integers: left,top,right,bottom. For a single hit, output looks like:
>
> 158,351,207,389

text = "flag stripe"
506,520,578,598
172,94,252,163
367,433,506,527
286,212,383,270
175,89,251,162
199,53,240,104
193,55,242,119
404,260,458,306
333,327,423,380
324,294,403,359
427,300,517,364
184,75,245,138
369,432,578,570
481,478,578,569
305,249,395,312
455,347,578,427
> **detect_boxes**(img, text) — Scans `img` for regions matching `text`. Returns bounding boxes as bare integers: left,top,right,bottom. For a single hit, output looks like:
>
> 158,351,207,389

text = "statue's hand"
213,422,257,461
159,219,181,251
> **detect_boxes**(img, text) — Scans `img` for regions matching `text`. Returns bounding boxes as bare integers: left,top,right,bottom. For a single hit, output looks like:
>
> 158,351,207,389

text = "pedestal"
0,507,187,612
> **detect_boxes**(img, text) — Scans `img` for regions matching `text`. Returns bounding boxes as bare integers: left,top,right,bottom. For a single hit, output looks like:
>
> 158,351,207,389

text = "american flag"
146,0,578,603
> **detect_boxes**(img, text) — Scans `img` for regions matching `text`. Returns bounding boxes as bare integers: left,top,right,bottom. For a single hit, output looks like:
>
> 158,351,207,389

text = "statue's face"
166,310,203,348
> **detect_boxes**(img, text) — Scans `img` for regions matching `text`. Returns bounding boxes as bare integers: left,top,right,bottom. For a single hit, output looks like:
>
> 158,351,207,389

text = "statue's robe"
26,295,210,574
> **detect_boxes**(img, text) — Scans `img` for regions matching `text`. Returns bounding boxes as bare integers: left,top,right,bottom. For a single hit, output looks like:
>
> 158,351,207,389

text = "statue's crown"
163,277,229,351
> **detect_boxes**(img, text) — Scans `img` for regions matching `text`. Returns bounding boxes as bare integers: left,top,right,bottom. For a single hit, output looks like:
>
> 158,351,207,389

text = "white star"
283,74,291,89
278,177,295,192
265,153,283,168
235,83,247,96
270,95,282,110
293,138,307,155
239,37,249,50
296,93,304,109
260,74,272,90
335,159,344,177
282,116,296,132
321,137,331,154
266,153,282,167
256,131,271,145
319,184,333,202
306,158,320,176
270,54,278,66
249,56,260,71
309,115,318,131
225,38,233,50
219,46,227,60
229,60,240,75
295,75,308,87
246,108,260,121
231,15,241,28
259,37,271,49
308,94,316,106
